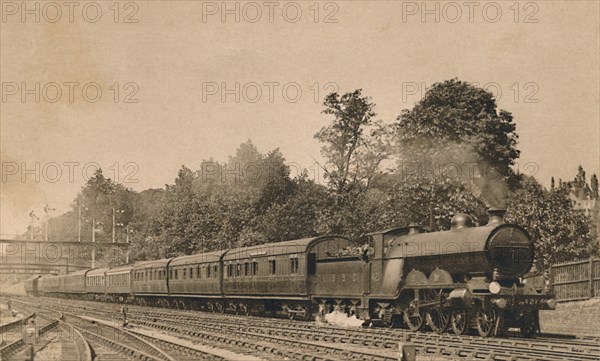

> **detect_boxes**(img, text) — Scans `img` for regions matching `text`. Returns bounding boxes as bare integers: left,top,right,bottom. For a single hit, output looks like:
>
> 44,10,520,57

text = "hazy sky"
1,0,599,235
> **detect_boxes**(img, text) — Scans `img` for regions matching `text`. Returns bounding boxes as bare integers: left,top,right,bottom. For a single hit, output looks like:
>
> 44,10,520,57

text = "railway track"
11,298,265,361
13,297,600,361
48,299,597,359
126,308,600,361
16,298,401,361
0,303,63,360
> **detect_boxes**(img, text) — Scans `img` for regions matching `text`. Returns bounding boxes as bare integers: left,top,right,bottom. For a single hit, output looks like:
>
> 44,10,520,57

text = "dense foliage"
41,79,598,271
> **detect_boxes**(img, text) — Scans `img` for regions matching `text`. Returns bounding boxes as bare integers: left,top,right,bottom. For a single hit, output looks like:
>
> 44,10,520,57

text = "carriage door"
306,253,316,293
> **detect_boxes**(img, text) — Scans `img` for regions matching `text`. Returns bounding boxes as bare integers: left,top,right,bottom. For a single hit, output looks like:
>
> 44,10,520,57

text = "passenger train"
25,209,556,337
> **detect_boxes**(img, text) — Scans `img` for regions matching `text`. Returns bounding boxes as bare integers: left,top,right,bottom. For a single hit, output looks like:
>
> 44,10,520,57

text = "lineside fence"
550,257,600,302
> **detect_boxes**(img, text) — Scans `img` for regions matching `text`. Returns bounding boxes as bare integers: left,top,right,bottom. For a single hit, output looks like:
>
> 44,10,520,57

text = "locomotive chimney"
487,208,506,225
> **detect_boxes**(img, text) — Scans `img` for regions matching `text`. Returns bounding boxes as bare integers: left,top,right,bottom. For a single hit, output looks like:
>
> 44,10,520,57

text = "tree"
372,173,488,232
590,174,599,200
395,79,520,181
315,89,391,200
574,165,586,194
250,174,332,244
505,177,596,271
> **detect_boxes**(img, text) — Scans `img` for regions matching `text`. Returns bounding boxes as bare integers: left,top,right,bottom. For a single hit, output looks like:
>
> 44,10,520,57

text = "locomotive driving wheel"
427,307,451,333
207,302,215,313
475,305,497,337
450,309,469,335
403,301,426,331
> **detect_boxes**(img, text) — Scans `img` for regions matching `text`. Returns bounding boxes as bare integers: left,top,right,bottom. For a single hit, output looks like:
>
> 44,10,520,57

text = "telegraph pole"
91,219,96,268
78,201,82,242
112,208,115,243
43,204,55,242
112,208,124,243
125,226,132,264
29,211,38,241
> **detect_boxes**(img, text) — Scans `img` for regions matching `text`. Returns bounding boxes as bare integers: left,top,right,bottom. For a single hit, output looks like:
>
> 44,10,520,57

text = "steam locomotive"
25,208,555,337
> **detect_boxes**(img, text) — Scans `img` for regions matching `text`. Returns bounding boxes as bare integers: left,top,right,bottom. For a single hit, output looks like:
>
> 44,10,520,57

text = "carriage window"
236,263,241,277
214,265,218,277
290,258,299,274
269,260,276,275
252,261,258,276
206,265,211,278
244,262,249,276
183,268,187,279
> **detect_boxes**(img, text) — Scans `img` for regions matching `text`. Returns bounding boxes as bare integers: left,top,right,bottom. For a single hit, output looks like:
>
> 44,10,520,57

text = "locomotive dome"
450,213,475,229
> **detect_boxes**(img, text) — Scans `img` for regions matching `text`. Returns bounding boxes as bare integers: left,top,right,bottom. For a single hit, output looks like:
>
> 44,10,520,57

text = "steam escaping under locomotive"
25,208,556,338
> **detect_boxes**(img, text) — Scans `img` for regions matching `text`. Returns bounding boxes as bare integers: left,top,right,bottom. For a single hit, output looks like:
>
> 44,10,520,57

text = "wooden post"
547,264,554,295
590,257,594,299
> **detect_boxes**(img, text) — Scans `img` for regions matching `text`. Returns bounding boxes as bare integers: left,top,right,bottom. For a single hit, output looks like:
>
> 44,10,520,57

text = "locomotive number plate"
516,298,540,306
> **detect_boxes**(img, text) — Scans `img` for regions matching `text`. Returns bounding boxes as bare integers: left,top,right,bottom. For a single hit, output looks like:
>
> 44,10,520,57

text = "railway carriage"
105,265,133,301
86,268,108,299
23,276,41,297
62,269,89,296
131,258,171,306
168,251,225,309
222,235,357,318
38,275,61,296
